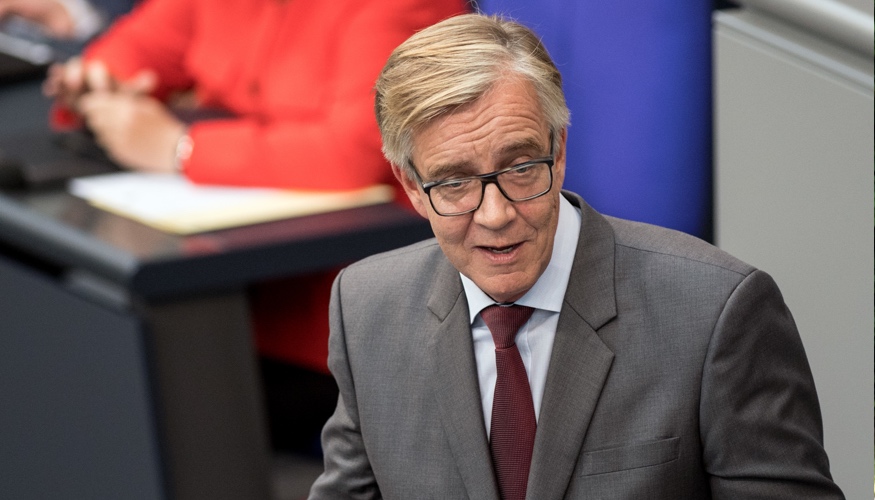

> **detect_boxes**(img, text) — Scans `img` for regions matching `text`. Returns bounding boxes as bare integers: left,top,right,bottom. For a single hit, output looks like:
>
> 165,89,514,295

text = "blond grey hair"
374,13,570,178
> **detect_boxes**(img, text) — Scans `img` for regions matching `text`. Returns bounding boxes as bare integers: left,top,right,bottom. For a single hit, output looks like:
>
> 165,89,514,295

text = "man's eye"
440,178,473,190
506,162,542,177
511,165,533,174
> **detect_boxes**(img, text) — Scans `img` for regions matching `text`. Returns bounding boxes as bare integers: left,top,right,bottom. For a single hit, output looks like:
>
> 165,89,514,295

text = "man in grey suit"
309,13,843,499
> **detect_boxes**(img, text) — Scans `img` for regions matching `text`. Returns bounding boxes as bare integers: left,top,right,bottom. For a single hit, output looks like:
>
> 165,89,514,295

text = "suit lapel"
527,193,618,499
426,257,500,500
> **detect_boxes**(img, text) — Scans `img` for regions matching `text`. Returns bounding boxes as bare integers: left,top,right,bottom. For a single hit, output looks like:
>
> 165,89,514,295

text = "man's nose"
473,182,514,228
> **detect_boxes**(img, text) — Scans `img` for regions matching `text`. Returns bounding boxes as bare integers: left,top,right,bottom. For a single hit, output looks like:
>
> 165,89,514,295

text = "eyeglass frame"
410,132,556,217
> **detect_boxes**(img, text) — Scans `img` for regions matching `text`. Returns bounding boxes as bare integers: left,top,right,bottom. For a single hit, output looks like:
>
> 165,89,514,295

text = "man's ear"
391,163,429,218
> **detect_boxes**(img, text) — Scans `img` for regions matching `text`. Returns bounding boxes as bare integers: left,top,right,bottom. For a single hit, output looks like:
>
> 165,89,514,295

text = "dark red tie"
481,304,536,500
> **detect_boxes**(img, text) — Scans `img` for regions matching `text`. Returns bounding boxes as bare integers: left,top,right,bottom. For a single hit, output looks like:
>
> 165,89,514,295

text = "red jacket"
85,0,465,371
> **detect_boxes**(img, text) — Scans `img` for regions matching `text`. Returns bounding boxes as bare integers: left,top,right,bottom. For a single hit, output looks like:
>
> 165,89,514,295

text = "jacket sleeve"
309,268,381,499
84,0,196,98
700,270,844,499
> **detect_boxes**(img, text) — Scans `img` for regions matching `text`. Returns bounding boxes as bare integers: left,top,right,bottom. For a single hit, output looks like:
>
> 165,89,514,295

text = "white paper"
68,172,394,234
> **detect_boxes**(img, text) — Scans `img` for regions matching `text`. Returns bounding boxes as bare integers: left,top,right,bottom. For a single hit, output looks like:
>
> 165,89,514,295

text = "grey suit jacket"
310,191,842,499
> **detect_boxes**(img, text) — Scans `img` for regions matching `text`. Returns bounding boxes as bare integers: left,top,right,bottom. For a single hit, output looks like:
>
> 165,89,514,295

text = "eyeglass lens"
429,161,552,215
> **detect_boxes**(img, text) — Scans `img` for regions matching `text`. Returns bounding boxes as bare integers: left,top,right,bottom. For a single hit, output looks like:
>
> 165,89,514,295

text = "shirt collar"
461,194,582,323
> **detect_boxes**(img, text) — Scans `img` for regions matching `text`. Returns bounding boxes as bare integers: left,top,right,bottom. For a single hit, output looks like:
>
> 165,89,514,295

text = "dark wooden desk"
0,188,431,301
0,81,433,499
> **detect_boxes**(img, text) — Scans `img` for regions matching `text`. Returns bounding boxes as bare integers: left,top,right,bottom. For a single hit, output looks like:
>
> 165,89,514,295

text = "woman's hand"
43,57,117,109
78,90,187,173
0,0,75,39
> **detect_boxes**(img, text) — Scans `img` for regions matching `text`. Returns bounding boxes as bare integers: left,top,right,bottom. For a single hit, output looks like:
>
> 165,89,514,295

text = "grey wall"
835,0,873,16
714,4,873,498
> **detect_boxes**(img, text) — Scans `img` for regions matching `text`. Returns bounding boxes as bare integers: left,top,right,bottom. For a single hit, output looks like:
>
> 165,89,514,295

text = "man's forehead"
413,107,547,174
414,132,546,177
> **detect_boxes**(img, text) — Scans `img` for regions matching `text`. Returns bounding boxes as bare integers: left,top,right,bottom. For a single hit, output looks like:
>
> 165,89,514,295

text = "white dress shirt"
461,195,581,437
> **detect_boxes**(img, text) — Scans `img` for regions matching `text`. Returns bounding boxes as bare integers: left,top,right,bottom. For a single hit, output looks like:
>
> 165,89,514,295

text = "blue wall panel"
478,0,713,238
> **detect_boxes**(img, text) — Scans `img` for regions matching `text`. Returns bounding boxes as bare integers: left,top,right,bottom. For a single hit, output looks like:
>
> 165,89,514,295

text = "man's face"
395,78,566,303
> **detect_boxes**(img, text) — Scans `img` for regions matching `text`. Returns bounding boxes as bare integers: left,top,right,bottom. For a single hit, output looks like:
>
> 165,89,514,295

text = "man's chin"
480,279,530,304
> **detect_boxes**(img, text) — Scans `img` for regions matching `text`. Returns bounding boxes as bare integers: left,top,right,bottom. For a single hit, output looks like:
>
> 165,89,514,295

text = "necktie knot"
481,304,535,349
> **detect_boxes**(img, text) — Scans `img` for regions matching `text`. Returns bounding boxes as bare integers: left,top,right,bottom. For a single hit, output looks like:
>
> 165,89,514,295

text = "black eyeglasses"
412,134,555,217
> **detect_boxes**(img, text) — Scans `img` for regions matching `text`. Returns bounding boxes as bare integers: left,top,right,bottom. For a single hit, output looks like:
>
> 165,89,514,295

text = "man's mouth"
484,243,520,255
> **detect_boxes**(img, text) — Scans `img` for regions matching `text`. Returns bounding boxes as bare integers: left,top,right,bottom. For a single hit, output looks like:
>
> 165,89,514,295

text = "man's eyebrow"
421,136,547,180
495,137,547,159
426,160,476,180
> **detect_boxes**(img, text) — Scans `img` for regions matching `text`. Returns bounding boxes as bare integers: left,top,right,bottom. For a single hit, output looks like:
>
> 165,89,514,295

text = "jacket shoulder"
337,238,449,297
346,238,443,274
606,216,755,277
